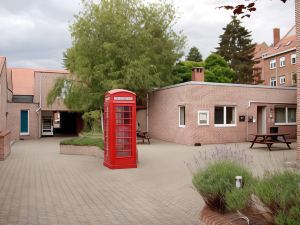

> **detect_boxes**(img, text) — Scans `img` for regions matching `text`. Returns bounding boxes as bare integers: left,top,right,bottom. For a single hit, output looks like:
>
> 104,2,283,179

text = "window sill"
274,123,296,126
270,67,276,70
20,133,29,136
198,124,209,126
214,124,237,128
179,125,186,128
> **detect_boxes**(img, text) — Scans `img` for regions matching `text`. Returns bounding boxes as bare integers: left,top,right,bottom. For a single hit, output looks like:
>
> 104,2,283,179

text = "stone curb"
60,144,103,159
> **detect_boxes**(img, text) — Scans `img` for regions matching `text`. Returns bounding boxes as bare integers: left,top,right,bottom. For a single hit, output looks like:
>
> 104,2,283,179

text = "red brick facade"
296,0,300,161
149,82,296,145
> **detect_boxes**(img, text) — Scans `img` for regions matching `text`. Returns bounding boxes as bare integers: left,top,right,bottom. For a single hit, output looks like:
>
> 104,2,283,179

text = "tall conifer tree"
216,16,255,84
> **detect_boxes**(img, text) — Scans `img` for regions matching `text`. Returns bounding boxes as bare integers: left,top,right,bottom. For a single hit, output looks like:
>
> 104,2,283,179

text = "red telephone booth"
103,89,137,169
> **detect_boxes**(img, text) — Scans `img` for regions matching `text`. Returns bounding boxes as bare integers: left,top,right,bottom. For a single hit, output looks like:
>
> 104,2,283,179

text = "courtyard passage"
0,138,296,225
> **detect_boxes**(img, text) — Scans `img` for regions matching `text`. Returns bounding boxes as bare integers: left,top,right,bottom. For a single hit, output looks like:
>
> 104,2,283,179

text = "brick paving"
0,138,296,225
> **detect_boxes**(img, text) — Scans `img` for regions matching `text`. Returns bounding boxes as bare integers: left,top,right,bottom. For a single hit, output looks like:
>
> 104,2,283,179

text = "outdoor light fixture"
235,176,243,188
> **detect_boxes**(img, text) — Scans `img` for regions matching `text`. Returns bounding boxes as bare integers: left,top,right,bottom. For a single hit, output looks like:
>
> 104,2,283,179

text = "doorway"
257,106,267,134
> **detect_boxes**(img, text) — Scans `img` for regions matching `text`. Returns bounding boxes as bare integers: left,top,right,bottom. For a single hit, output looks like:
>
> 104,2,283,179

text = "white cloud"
0,0,295,68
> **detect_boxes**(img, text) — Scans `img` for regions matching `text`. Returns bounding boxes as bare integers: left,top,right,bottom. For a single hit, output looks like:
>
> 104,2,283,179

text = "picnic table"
136,130,150,144
250,133,291,151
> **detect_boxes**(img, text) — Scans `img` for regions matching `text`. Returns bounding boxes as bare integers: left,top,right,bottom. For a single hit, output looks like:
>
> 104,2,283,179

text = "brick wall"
0,59,8,131
7,103,40,141
263,51,297,86
296,0,300,161
149,83,296,145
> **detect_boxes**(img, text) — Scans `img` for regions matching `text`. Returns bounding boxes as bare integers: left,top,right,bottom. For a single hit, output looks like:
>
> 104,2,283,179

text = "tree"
204,54,236,83
172,61,203,83
186,47,202,62
216,16,255,84
47,0,185,110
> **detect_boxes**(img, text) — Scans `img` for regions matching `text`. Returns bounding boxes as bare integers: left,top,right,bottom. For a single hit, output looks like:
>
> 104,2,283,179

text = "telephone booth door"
103,89,137,169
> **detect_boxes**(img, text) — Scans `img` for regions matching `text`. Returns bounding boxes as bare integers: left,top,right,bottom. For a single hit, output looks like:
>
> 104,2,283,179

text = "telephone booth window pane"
115,105,132,157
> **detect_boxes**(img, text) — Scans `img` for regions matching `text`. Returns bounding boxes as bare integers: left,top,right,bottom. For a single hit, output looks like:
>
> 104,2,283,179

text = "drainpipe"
35,75,42,137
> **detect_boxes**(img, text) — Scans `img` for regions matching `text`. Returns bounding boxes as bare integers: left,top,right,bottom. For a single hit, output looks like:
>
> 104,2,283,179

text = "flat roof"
154,81,297,91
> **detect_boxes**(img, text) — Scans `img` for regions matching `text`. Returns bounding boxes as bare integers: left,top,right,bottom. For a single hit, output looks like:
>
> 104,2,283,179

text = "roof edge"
154,81,297,92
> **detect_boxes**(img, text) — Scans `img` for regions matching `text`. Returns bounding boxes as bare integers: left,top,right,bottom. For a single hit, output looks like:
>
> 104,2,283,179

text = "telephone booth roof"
106,89,136,96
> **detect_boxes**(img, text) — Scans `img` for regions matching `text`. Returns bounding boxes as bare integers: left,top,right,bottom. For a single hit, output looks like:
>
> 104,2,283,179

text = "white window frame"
279,57,286,67
270,77,277,87
279,75,285,85
270,59,276,69
197,110,209,126
274,106,296,126
178,105,185,128
214,106,237,127
20,109,30,136
291,54,296,65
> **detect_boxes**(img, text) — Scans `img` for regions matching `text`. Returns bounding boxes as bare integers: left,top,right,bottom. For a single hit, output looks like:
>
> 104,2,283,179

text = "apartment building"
261,26,297,87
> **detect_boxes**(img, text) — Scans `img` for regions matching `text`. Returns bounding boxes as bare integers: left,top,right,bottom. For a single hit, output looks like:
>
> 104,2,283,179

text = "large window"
270,77,277,87
198,111,209,126
179,106,185,127
270,59,276,69
280,57,286,67
275,106,296,125
214,106,236,127
291,72,297,86
291,54,296,64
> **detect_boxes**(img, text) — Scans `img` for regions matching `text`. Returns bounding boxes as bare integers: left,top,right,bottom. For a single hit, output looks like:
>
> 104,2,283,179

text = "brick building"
148,68,296,145
295,0,300,161
259,26,297,87
0,57,84,143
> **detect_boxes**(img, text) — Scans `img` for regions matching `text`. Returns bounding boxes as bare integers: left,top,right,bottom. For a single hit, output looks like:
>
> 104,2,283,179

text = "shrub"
82,110,101,132
192,161,255,213
255,171,300,225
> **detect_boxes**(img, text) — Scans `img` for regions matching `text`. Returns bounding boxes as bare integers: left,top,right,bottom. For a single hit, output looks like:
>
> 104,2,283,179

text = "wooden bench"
250,133,291,151
136,131,150,144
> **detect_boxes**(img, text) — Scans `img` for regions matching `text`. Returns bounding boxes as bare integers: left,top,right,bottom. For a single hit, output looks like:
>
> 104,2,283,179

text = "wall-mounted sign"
114,96,133,101
239,115,245,122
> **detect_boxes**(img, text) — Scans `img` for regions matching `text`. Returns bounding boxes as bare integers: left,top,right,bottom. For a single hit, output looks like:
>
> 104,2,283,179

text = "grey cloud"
0,0,296,68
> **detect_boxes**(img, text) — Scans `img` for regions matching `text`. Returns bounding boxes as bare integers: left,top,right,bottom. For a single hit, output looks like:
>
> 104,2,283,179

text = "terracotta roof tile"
264,26,296,58
10,67,70,95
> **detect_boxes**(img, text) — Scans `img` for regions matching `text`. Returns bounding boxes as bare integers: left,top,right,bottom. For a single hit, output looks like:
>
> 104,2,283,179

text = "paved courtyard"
0,138,297,225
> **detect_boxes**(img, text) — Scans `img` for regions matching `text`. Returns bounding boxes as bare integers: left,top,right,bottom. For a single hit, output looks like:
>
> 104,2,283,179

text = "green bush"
255,171,300,225
192,161,255,213
82,110,101,132
61,136,103,149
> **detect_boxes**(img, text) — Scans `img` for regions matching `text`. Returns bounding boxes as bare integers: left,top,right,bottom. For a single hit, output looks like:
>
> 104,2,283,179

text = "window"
279,76,285,85
214,106,236,127
270,59,276,69
291,54,296,64
179,106,185,127
275,106,296,125
20,110,29,135
270,77,277,87
291,72,297,86
198,111,209,125
279,57,286,67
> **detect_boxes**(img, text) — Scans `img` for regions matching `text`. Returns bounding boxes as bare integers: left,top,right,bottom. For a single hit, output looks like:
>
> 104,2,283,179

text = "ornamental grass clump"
255,171,300,225
192,161,255,213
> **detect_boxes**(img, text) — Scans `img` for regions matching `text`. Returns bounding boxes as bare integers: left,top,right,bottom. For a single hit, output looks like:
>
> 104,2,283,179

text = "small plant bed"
192,159,300,225
60,132,103,150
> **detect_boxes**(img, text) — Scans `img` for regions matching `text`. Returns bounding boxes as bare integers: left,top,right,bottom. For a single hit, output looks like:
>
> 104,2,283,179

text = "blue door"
20,110,29,134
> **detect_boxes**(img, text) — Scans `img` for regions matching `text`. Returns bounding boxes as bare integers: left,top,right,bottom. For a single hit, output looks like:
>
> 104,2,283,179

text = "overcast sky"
0,0,295,69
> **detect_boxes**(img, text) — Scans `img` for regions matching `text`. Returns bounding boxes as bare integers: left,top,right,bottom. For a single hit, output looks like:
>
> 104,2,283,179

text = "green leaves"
49,0,185,110
216,16,255,84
